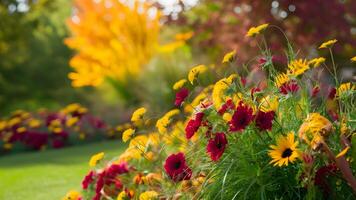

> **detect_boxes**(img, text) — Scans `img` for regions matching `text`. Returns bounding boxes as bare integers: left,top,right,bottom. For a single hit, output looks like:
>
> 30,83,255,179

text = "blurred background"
0,0,355,120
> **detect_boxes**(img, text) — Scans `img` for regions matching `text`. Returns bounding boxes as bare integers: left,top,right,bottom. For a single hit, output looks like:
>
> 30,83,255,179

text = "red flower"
175,88,189,107
82,171,95,189
164,152,192,182
311,86,320,97
229,102,254,132
315,164,338,196
106,162,129,177
240,77,247,86
279,81,299,95
217,99,235,115
207,133,228,161
185,112,204,139
328,87,336,99
255,111,275,131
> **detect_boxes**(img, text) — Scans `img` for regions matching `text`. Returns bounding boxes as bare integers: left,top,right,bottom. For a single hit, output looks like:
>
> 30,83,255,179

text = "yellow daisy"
173,79,187,90
89,152,105,167
131,107,147,122
259,95,279,112
188,65,208,84
62,190,81,200
274,73,290,88
336,146,350,158
139,191,158,200
287,59,310,76
268,132,299,167
246,23,269,37
337,82,355,97
122,128,135,142
308,57,325,68
351,56,356,62
222,50,236,63
318,39,337,49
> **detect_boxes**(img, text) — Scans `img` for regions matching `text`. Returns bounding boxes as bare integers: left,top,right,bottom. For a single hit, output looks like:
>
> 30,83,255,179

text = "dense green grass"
0,140,126,200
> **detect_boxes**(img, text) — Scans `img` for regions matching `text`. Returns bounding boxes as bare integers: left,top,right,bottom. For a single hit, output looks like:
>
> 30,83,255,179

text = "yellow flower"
298,113,333,149
16,127,26,133
66,117,79,127
139,191,158,200
122,128,135,142
28,119,41,128
259,95,279,112
3,143,13,150
89,152,105,167
222,113,232,122
117,191,127,200
274,73,289,88
62,190,81,200
0,120,6,131
268,132,299,167
118,148,142,161
337,82,355,97
188,65,208,84
7,117,21,127
131,107,147,122
319,39,337,49
351,56,356,62
173,79,187,90
175,31,194,41
212,77,235,109
129,135,149,151
308,57,325,68
336,147,350,158
222,50,236,63
246,23,269,37
156,109,180,133
287,59,309,76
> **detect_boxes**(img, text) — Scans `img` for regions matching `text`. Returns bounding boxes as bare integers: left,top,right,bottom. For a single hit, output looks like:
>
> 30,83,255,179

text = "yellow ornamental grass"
246,23,269,37
298,113,333,149
188,65,208,84
65,0,160,87
89,152,105,167
319,39,337,49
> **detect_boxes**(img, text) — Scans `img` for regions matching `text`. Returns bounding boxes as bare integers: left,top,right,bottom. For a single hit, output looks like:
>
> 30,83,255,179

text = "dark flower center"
174,161,181,169
282,148,293,158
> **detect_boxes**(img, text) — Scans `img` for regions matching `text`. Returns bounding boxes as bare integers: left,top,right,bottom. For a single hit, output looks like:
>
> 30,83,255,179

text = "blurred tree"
173,0,356,63
0,0,88,114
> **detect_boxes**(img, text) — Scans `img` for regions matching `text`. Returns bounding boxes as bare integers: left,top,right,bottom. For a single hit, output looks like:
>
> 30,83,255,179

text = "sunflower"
268,132,299,167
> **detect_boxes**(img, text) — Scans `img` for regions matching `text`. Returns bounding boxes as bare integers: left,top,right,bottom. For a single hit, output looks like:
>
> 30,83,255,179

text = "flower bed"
63,25,355,200
0,103,119,154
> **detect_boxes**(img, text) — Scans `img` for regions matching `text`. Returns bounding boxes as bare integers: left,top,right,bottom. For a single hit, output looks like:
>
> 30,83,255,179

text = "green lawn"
0,140,126,200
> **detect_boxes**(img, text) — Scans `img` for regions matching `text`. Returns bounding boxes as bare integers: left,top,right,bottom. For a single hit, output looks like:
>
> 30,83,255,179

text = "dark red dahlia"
82,171,95,189
106,162,129,177
229,102,254,132
175,88,189,107
207,133,228,161
218,99,235,115
164,152,192,182
185,112,204,139
255,111,275,131
279,81,299,95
